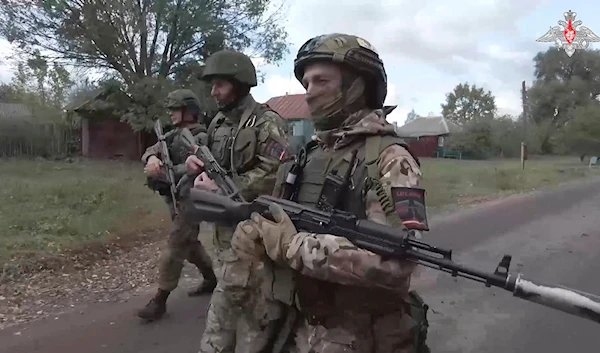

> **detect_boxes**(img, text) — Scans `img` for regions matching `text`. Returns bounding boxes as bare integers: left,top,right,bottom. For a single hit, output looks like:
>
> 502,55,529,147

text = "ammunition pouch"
232,127,258,173
407,290,431,353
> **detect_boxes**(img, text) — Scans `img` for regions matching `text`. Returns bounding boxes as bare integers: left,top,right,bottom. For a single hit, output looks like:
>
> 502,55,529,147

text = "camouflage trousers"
199,245,282,353
290,301,429,353
157,212,214,292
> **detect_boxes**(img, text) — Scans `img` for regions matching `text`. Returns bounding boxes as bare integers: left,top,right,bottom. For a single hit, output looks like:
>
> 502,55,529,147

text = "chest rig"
271,134,431,353
273,134,415,324
207,101,274,248
206,101,271,175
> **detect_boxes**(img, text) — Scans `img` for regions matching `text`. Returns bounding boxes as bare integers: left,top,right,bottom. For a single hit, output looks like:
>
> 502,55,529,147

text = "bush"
446,116,545,159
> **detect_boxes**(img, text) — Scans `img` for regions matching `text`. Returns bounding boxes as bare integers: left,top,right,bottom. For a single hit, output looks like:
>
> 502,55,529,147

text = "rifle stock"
184,188,600,325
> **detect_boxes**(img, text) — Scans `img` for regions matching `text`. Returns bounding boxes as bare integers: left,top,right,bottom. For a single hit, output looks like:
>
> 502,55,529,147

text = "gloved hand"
231,220,266,261
231,203,298,262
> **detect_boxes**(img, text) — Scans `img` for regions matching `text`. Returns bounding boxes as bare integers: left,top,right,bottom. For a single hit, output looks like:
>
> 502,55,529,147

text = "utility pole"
521,81,528,170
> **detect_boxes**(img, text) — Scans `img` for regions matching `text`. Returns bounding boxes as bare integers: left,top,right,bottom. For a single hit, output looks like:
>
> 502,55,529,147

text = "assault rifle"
153,120,179,212
183,187,600,325
175,128,243,202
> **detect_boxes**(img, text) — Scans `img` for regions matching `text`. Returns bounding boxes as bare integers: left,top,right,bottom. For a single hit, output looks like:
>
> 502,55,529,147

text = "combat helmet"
165,89,201,120
201,50,258,87
294,33,387,108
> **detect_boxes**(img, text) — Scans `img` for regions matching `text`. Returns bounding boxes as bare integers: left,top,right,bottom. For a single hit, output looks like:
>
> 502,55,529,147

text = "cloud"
0,0,548,125
263,73,305,98
252,0,550,124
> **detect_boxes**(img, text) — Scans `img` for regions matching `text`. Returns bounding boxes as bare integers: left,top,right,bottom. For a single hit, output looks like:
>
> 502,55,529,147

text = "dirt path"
2,178,600,353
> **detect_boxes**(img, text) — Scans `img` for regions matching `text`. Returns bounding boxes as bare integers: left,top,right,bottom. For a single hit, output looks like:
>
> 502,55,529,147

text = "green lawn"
1,155,598,279
420,156,600,207
0,158,169,277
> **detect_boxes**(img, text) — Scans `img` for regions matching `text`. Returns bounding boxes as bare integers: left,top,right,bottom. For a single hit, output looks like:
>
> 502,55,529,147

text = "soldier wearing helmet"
230,34,431,353
137,89,217,321
184,50,291,353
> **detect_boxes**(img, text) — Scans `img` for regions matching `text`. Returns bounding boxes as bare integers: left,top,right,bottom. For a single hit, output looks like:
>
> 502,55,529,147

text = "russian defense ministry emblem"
536,10,600,57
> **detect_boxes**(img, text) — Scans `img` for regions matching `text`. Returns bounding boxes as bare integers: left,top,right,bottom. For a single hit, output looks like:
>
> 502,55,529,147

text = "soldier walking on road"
230,34,432,353
184,50,291,353
138,89,217,321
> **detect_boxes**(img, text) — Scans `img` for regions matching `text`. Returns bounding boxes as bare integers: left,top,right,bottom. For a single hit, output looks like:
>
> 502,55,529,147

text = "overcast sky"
1,1,598,125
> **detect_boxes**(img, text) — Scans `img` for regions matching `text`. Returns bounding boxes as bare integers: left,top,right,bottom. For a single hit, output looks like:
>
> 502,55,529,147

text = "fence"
0,119,79,158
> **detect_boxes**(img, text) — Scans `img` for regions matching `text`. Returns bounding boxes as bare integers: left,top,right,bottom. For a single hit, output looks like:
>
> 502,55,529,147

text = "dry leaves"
0,239,165,330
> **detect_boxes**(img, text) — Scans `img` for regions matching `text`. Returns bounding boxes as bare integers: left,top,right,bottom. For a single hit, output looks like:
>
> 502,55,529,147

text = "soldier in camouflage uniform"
184,50,290,353
138,89,217,321
230,34,431,353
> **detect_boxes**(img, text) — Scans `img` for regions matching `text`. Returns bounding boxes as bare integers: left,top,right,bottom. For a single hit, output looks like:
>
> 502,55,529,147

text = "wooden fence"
0,119,79,158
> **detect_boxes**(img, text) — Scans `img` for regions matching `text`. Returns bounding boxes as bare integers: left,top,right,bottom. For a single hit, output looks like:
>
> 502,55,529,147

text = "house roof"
64,88,106,112
265,94,309,120
396,116,462,138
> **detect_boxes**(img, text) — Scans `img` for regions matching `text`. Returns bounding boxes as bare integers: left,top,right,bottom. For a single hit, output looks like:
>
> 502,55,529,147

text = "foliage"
528,48,600,154
0,55,78,158
562,102,600,157
441,82,497,125
0,0,290,130
445,114,544,159
9,53,74,117
446,119,494,158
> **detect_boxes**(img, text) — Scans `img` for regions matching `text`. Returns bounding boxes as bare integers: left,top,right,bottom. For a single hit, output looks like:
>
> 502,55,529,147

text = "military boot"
187,270,217,297
137,289,170,321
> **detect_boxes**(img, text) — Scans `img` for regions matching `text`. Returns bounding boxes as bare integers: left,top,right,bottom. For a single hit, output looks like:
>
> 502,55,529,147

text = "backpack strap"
239,100,260,129
365,135,383,180
207,112,226,147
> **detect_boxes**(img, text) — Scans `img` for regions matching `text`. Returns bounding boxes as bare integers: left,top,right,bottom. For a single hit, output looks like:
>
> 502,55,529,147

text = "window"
438,136,444,147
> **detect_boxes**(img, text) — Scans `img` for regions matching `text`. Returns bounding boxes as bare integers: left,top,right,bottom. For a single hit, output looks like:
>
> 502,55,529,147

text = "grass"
1,155,599,279
0,157,169,278
420,156,600,207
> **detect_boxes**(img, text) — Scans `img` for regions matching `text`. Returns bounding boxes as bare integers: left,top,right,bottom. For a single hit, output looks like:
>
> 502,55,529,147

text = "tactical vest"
207,101,273,174
295,134,410,316
170,124,207,166
267,133,430,353
207,99,275,248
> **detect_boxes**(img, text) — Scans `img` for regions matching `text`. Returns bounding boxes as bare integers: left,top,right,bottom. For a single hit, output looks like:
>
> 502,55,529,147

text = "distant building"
65,88,154,161
396,116,462,157
265,94,314,153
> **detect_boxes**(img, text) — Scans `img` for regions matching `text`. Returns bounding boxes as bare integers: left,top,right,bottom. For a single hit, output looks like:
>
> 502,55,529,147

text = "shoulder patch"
390,187,429,231
265,137,290,162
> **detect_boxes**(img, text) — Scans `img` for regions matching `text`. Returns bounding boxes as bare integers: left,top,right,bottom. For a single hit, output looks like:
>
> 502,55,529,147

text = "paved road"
2,179,600,353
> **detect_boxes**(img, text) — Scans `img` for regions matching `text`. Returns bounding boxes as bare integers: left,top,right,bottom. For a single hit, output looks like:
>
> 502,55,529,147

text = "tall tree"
5,56,74,122
528,47,600,153
563,102,600,159
441,82,496,125
0,0,289,130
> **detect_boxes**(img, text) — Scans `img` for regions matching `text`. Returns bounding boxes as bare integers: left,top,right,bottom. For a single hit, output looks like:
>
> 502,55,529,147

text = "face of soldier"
301,62,344,118
170,109,183,125
210,78,236,106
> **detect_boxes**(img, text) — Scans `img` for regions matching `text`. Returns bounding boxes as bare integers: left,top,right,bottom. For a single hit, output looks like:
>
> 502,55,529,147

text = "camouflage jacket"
278,108,423,290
